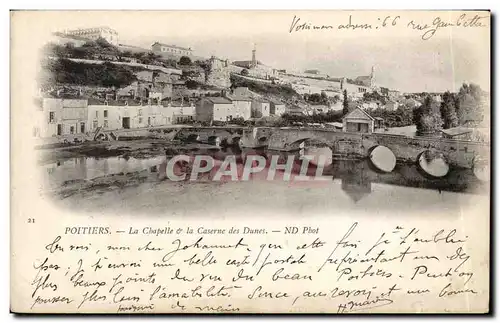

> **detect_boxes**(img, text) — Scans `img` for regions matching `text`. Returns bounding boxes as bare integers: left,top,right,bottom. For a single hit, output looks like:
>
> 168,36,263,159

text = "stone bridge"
242,127,490,170
174,127,245,146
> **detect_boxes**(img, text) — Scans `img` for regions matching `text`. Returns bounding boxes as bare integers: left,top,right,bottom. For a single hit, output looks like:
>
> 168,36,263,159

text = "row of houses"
34,90,287,138
34,98,196,138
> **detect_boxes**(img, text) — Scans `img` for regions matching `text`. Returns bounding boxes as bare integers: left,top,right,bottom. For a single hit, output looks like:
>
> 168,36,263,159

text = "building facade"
342,107,376,133
196,97,234,122
151,42,193,56
251,99,270,118
226,94,252,120
169,104,196,124
36,98,89,137
63,27,119,46
205,56,231,89
270,99,286,116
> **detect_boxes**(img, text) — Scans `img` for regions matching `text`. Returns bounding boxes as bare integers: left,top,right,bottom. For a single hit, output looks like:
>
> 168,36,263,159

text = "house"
196,97,234,122
361,101,380,110
225,94,252,120
233,87,250,96
251,98,270,118
62,27,119,46
342,107,376,133
151,42,193,56
374,117,385,129
136,70,154,83
383,101,399,111
269,99,286,116
37,98,88,137
87,102,122,131
168,103,196,124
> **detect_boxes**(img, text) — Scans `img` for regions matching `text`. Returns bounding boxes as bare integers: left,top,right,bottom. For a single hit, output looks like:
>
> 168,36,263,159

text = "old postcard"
10,10,490,313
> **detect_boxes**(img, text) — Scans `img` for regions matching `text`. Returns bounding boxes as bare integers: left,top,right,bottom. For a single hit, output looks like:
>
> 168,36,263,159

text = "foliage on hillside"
43,38,178,68
230,74,301,100
41,58,137,88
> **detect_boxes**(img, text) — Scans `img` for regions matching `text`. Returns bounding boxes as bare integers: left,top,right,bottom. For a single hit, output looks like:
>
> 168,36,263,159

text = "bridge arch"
368,145,397,173
472,155,489,181
417,150,450,178
207,135,221,147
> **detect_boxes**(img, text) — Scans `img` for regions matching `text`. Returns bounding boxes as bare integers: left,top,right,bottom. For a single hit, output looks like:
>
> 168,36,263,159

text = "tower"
370,65,375,87
251,44,257,68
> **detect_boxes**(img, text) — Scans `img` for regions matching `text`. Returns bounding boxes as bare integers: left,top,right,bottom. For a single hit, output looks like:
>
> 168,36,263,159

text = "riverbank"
37,139,223,165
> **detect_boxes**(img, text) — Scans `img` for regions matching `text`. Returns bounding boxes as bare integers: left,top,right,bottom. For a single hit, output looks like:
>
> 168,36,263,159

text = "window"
104,120,109,128
139,117,143,124
95,111,99,118
104,110,108,118
49,112,55,123
138,109,143,116
70,126,75,134
93,120,98,129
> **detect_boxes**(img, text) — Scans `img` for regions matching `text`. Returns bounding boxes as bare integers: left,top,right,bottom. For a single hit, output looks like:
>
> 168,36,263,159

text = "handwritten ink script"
19,221,488,313
289,13,489,40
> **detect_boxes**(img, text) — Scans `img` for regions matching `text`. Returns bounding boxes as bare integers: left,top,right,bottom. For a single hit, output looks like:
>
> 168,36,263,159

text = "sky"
19,10,490,93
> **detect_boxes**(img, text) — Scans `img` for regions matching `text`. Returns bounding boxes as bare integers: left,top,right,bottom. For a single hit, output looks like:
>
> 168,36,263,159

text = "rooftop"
441,127,474,137
226,94,252,102
152,42,192,51
205,97,233,104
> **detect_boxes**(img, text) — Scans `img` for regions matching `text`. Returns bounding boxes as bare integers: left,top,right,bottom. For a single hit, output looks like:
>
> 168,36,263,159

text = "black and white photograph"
10,10,491,314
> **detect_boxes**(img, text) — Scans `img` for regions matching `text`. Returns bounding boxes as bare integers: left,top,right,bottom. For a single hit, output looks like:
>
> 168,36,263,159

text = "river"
38,146,489,216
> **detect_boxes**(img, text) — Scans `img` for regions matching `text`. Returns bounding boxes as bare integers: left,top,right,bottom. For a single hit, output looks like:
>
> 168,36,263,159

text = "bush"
185,79,199,89
179,56,192,66
42,58,137,88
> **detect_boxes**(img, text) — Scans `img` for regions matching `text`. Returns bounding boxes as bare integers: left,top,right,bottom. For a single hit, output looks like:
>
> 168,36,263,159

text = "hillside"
230,74,302,102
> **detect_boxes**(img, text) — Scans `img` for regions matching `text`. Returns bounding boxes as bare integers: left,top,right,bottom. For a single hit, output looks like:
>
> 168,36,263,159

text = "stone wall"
175,127,244,143
205,58,231,89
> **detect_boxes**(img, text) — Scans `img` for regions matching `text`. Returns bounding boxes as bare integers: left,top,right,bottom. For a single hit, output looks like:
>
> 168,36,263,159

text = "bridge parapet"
264,128,489,169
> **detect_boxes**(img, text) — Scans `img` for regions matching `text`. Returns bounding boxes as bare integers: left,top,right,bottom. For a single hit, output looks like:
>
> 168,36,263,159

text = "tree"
240,69,249,76
440,91,458,129
414,95,443,135
179,56,192,66
320,91,328,103
455,83,485,126
342,90,349,115
185,79,198,89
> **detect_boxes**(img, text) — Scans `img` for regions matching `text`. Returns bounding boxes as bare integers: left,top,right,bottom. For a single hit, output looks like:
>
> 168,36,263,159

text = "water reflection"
41,146,488,200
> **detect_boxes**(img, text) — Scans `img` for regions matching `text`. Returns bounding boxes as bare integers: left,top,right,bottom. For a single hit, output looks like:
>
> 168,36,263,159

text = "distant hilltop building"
62,27,119,46
233,44,260,69
232,44,276,80
205,56,231,88
151,42,193,56
354,66,375,88
304,69,320,75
